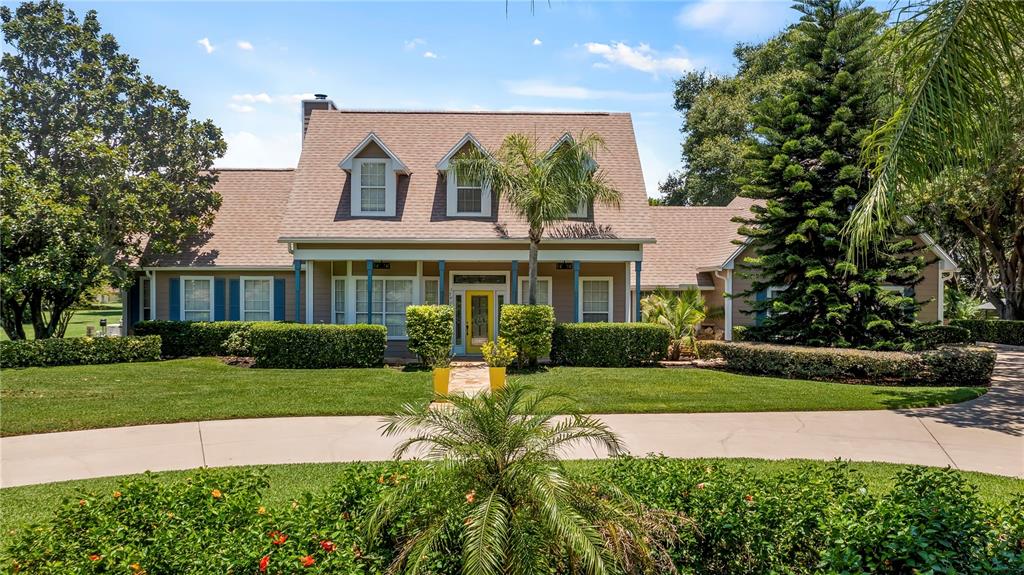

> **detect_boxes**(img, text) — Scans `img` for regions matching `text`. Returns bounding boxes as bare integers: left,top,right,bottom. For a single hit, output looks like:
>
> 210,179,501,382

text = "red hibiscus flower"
268,530,288,545
300,555,315,567
89,554,101,562
259,555,270,572
744,494,754,503
320,540,336,552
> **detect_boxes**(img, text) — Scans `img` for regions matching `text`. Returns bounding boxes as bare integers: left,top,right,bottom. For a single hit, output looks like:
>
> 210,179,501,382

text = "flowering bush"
480,337,516,368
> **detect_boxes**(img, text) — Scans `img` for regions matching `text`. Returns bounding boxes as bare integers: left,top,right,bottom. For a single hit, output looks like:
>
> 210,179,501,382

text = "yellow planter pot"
489,367,507,391
432,368,450,396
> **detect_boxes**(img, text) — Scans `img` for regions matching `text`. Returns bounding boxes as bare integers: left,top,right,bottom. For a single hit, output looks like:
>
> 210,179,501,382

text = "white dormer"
340,133,408,217
437,133,492,218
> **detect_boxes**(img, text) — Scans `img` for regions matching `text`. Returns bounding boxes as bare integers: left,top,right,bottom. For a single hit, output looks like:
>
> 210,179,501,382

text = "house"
125,96,956,354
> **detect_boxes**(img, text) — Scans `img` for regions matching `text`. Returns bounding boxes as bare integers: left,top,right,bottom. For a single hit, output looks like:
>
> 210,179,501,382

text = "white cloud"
228,103,255,113
236,40,254,51
506,80,665,101
232,93,274,104
532,38,543,46
197,37,215,54
403,38,426,50
676,0,796,38
217,131,300,169
583,42,693,76
422,51,438,59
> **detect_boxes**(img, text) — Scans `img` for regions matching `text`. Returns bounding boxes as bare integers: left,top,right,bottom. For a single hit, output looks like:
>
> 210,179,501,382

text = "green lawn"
0,304,123,341
513,367,986,414
0,360,986,436
1,459,1019,534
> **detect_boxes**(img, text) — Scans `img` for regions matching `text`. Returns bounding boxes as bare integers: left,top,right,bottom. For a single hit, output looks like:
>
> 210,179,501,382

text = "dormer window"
437,133,492,217
340,133,408,217
568,198,589,219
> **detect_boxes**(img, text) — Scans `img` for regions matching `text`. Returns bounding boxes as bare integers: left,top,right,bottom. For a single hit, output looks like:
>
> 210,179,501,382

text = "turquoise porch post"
438,260,446,303
572,260,580,322
510,260,519,304
635,260,643,323
293,260,302,323
366,259,374,324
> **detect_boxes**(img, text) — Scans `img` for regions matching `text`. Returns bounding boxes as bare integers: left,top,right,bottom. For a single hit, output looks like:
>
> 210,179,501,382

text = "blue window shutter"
169,277,181,321
273,278,285,320
755,288,767,326
229,279,240,320
128,278,141,327
214,278,226,321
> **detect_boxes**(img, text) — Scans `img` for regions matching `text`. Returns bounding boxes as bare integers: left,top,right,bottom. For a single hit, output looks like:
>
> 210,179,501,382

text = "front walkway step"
446,361,490,397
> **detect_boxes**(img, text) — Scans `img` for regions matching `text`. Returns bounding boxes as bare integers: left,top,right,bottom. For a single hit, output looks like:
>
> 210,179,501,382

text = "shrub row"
698,341,996,386
405,305,454,366
6,459,1021,575
952,319,1024,346
248,323,387,368
551,323,670,367
0,336,161,369
134,320,259,357
913,323,973,349
499,305,555,367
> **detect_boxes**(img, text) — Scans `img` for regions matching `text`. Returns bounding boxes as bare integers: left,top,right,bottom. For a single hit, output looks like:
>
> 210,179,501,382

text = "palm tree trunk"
528,229,540,305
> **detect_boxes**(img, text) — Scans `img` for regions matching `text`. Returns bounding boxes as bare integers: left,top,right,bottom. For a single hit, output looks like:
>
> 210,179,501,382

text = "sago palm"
848,0,1024,250
366,383,676,575
453,132,621,304
641,288,718,360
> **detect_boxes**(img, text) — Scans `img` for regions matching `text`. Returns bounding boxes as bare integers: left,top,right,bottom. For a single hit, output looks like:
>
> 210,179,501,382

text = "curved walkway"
2,346,1021,487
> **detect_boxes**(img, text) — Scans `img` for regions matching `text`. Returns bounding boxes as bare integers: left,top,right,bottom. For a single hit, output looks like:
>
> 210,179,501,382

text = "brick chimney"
302,93,336,140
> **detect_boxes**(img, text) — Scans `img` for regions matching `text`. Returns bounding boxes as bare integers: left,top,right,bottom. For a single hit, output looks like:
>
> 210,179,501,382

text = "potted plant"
481,337,516,391
428,351,452,396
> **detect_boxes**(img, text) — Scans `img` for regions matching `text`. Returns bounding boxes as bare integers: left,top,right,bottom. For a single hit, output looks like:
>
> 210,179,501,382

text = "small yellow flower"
167,512,174,518
113,491,122,498
130,562,142,572
257,506,266,515
211,489,222,499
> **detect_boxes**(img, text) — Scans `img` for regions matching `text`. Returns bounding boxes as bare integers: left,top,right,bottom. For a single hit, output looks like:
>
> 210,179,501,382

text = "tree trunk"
528,228,541,305
1,295,27,340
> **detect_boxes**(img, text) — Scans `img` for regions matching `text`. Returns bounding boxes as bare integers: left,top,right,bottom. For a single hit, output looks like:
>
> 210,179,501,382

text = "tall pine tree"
736,0,926,349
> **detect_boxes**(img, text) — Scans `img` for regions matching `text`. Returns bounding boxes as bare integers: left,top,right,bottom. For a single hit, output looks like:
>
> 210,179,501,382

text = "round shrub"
405,305,454,366
913,323,973,349
498,305,554,367
0,335,161,368
247,323,387,368
551,323,670,367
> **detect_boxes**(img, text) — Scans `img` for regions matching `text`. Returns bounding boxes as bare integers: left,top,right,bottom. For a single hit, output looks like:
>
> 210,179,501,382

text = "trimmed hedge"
913,324,973,350
951,319,1024,346
499,305,555,367
134,320,260,357
551,323,670,367
0,336,161,368
248,323,387,368
405,305,454,365
698,341,996,386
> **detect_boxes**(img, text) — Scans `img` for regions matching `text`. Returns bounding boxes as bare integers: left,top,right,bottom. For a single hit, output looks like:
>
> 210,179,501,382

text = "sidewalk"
2,347,1021,488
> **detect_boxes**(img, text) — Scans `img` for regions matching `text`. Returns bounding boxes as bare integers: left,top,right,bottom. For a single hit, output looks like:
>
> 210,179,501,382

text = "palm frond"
462,492,511,575
848,0,1024,252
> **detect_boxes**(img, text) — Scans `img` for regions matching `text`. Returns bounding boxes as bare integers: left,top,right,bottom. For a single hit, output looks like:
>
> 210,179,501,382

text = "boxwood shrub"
248,323,387,368
913,323,973,349
499,305,555,367
134,320,260,357
698,341,996,386
951,319,1024,346
0,335,161,368
551,323,670,367
405,305,454,365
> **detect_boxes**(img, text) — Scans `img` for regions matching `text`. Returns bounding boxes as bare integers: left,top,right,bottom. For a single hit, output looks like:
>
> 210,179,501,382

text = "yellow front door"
465,290,494,354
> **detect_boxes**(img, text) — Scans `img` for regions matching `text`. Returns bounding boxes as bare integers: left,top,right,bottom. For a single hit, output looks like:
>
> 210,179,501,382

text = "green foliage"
0,335,160,368
480,337,516,368
737,0,926,349
551,323,670,367
497,305,554,367
0,1,226,340
641,288,718,359
951,319,1024,346
134,320,260,357
405,305,454,366
369,384,676,575
944,286,984,320
248,323,387,369
699,341,995,386
913,323,973,350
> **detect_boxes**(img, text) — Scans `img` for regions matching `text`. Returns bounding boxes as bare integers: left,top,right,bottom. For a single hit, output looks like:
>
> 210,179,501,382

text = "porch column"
438,260,446,303
510,260,519,304
293,259,302,323
634,260,643,323
366,259,374,324
572,260,580,322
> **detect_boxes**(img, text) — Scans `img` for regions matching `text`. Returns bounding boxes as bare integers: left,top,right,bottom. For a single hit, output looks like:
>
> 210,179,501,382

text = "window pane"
582,280,610,322
361,187,386,212
184,279,211,321
457,170,481,187
384,280,413,337
334,279,345,324
244,279,271,313
423,279,439,305
457,187,482,213
583,313,608,323
361,162,386,187
521,279,549,305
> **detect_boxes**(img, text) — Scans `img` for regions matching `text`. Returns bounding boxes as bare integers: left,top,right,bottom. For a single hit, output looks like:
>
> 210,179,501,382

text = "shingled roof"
279,109,653,242
143,169,294,268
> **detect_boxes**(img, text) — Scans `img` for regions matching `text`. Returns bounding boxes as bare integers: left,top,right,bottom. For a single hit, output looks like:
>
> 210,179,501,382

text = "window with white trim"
581,278,613,322
356,278,414,338
351,158,396,217
182,277,214,321
140,278,151,321
519,277,552,306
765,285,787,317
333,278,346,324
446,169,491,216
423,278,440,305
567,198,589,219
240,277,273,321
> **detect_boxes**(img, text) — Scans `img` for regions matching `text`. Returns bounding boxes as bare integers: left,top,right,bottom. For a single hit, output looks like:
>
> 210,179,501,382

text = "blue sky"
40,1,814,197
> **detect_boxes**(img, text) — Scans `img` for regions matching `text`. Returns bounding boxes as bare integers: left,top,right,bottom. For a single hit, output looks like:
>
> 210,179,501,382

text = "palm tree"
641,288,719,360
366,383,676,575
847,0,1024,250
453,132,621,304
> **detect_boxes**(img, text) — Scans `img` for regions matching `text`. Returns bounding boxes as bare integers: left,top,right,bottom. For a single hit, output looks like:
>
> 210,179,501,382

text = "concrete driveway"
2,346,1021,488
